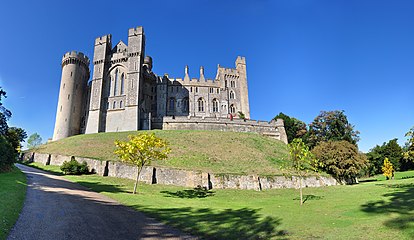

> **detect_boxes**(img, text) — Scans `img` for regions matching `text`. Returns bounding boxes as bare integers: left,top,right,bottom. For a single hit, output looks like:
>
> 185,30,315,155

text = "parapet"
95,34,112,46
61,51,90,67
236,56,246,65
129,26,144,36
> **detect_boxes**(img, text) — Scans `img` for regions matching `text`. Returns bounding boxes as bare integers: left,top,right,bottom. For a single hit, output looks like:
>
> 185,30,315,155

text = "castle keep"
52,26,287,143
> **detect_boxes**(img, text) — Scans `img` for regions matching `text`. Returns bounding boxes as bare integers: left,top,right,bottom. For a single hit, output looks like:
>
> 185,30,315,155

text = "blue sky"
0,0,413,152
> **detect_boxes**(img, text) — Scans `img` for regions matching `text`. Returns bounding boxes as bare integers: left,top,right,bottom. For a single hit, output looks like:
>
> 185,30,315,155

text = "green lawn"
28,162,414,239
33,130,289,175
0,167,26,240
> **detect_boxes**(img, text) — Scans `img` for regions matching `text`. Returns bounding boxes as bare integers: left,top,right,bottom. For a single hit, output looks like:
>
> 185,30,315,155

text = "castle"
52,26,287,143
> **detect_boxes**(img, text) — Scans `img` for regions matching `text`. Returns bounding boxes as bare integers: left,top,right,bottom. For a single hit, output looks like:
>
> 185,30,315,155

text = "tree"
286,138,319,205
114,133,170,194
307,110,360,148
27,133,42,149
366,139,403,175
274,112,307,143
382,158,394,180
312,141,367,184
0,88,11,136
6,127,27,153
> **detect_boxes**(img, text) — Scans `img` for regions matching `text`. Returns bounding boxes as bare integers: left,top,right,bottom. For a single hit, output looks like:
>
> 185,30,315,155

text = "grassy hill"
35,130,289,176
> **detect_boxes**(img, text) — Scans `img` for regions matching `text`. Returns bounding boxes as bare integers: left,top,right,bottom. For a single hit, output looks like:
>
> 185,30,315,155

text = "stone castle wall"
23,152,337,190
151,116,288,143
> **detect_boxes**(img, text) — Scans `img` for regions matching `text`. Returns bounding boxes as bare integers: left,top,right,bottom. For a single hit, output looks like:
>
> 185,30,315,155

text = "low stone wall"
22,152,338,190
152,116,288,144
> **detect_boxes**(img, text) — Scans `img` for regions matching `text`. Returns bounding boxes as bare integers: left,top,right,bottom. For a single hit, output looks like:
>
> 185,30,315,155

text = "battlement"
128,26,144,36
95,34,112,46
61,51,90,67
236,56,246,65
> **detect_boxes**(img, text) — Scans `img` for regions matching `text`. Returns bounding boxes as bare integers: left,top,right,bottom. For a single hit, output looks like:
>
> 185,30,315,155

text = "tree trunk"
300,177,303,206
133,167,141,194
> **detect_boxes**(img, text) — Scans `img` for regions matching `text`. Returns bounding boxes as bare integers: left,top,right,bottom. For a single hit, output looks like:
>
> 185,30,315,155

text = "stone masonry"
52,26,287,144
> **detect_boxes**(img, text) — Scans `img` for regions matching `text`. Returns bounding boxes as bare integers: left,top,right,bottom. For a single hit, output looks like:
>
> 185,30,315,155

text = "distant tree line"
0,87,28,172
275,111,414,182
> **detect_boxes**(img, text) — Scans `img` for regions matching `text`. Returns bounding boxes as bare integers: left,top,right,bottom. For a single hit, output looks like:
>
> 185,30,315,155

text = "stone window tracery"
230,104,236,114
229,91,235,99
212,99,219,112
198,98,205,112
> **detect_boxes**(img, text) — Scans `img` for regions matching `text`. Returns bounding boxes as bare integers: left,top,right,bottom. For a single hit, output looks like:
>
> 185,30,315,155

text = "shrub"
0,135,16,172
60,158,89,175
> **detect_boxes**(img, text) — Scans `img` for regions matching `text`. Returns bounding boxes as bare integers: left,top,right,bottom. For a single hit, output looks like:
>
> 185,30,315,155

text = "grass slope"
35,130,288,175
0,167,26,240
28,162,414,239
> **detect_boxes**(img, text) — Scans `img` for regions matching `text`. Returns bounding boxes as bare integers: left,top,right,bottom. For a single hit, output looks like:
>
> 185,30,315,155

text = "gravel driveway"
8,164,195,240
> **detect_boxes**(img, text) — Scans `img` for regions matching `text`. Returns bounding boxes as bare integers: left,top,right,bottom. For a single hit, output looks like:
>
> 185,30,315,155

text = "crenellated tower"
85,34,112,133
53,51,90,140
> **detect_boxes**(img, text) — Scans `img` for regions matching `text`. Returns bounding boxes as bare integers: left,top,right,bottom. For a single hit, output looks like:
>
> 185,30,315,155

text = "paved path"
8,164,195,240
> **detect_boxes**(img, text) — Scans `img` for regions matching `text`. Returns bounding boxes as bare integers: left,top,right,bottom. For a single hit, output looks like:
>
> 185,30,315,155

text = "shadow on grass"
361,183,414,237
75,181,129,194
293,194,323,203
161,186,215,199
133,205,288,239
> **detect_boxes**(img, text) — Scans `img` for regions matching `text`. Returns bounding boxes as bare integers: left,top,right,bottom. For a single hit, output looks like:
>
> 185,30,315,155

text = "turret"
53,51,90,140
236,56,250,119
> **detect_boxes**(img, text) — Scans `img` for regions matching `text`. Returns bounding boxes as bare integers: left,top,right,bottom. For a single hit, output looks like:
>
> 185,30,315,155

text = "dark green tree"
274,112,307,143
312,140,367,184
307,110,360,148
366,139,403,175
0,135,15,172
27,133,42,149
0,88,11,135
6,127,27,153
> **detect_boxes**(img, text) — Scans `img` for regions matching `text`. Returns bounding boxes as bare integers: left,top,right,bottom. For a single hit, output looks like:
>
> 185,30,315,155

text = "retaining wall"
22,152,337,190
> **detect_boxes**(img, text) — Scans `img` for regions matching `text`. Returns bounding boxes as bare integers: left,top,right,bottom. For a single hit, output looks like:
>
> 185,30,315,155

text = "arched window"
230,104,236,114
182,97,189,112
120,73,125,95
113,101,116,109
114,69,118,96
120,101,123,108
198,98,205,112
212,99,219,112
231,81,236,87
169,97,175,112
229,91,235,99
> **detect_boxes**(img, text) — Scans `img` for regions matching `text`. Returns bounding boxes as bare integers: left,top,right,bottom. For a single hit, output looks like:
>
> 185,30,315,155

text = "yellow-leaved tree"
382,157,394,180
114,133,171,194
286,138,320,206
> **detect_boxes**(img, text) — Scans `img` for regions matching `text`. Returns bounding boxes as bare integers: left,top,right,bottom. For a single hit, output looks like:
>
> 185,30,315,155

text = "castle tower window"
190,87,192,92
209,88,213,93
212,99,219,112
231,81,236,87
230,104,236,114
113,101,116,109
229,91,235,99
120,101,123,108
114,69,118,96
169,97,175,112
198,98,205,112
225,80,228,88
217,88,220,94
196,87,198,93
182,97,189,112
120,73,125,95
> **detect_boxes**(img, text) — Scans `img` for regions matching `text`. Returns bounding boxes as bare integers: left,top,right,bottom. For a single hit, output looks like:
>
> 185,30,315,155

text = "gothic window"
169,97,175,112
113,101,116,109
198,98,205,112
120,101,123,108
231,81,236,87
195,87,198,93
209,88,213,93
230,104,236,114
229,91,235,99
212,99,219,112
120,73,125,95
217,88,220,94
114,69,118,96
182,97,189,112
225,80,228,88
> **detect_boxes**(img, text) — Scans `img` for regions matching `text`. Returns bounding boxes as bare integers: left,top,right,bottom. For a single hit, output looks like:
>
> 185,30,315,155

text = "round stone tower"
52,51,90,141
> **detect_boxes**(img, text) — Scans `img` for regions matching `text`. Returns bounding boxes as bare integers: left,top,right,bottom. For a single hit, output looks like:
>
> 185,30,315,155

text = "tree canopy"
366,138,403,175
274,112,307,143
114,133,170,194
307,110,360,148
312,140,367,184
27,133,42,149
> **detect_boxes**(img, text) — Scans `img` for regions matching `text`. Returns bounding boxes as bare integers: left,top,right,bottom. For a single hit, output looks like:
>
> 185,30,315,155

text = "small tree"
286,138,319,206
382,158,394,180
114,133,170,194
27,133,42,149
